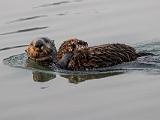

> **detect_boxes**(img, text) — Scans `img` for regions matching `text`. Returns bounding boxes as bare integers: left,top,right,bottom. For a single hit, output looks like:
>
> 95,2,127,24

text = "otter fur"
26,38,147,71
57,40,138,70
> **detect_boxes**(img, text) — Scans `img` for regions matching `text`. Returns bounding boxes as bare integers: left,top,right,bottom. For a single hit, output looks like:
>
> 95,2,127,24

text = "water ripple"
0,45,28,51
0,26,48,35
35,1,70,8
7,15,48,24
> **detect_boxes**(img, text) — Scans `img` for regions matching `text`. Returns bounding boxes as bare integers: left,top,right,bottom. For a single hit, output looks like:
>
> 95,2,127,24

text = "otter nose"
34,40,43,48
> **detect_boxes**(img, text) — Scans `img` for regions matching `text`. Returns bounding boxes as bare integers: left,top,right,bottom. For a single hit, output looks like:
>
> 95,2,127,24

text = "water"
1,0,160,120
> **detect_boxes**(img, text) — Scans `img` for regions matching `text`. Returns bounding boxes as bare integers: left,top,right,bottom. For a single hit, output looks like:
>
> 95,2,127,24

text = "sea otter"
25,37,57,63
25,37,147,71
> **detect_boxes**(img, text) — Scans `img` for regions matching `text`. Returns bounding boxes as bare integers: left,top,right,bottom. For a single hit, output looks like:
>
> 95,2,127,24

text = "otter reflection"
26,58,56,82
61,72,123,84
31,70,124,83
26,53,124,83
32,71,56,82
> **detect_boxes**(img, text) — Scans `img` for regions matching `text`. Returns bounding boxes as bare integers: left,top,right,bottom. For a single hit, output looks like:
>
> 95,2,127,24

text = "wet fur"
26,38,139,71
26,37,57,62
56,38,88,61
66,43,138,70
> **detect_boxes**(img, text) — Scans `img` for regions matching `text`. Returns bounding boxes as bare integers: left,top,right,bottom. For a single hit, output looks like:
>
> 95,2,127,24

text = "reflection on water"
31,70,123,83
2,52,125,83
32,71,56,82
61,72,123,84
26,58,57,82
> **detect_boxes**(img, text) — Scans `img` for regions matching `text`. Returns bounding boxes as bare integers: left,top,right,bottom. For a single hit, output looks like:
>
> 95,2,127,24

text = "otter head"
56,38,88,61
57,38,88,69
25,37,57,63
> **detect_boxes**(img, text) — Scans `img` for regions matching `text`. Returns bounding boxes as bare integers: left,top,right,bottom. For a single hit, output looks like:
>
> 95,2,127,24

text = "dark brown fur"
65,43,138,70
57,38,88,61
26,37,57,62
26,38,138,71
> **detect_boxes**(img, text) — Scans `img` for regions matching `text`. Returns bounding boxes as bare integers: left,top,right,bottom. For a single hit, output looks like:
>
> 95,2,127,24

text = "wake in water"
2,42,160,83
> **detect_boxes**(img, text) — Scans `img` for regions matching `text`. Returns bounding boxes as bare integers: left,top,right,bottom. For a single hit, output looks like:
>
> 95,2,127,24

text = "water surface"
1,0,160,120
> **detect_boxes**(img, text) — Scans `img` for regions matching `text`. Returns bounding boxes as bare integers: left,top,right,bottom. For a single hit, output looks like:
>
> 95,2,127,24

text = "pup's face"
57,38,88,61
25,38,56,62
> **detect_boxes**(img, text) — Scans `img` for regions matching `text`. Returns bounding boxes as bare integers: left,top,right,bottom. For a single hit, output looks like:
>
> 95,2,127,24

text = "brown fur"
26,38,138,70
66,43,138,70
26,38,56,62
56,38,88,61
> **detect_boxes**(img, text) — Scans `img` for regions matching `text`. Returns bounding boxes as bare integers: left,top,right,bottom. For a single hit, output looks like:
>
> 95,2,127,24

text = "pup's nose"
34,40,43,48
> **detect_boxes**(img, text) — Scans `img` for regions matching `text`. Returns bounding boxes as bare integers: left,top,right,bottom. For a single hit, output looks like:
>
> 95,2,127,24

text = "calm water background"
0,0,160,119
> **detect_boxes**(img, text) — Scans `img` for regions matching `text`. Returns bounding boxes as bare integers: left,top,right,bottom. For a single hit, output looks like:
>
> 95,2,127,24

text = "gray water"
1,0,160,120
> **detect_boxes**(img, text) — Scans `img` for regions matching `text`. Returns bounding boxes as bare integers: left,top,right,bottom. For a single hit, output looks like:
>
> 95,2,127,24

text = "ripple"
7,15,48,24
56,13,66,16
0,45,28,51
35,1,70,8
0,26,48,35
34,0,84,9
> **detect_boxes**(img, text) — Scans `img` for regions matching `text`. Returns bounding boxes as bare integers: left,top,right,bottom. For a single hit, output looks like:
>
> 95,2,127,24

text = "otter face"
25,37,57,62
57,38,88,61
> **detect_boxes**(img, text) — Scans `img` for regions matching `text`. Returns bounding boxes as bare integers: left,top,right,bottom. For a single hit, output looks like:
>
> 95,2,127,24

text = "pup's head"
56,38,88,61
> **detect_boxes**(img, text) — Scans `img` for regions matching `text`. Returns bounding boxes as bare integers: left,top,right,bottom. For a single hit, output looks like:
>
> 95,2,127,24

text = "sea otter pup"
26,37,140,71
